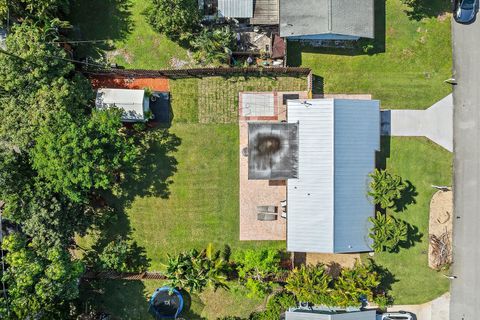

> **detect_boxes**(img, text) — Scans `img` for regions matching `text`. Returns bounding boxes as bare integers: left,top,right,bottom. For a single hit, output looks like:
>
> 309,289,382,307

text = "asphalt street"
450,12,480,320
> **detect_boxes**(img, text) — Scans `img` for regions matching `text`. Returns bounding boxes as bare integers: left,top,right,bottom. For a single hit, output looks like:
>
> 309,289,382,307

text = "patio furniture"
257,213,278,221
257,205,277,213
280,200,287,208
281,208,287,219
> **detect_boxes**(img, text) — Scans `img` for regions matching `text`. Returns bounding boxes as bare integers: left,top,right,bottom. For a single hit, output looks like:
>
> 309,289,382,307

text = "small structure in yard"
148,287,183,319
285,308,377,320
95,88,150,122
279,0,375,41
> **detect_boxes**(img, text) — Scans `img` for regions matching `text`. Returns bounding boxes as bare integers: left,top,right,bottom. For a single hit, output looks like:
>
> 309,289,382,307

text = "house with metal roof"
279,0,375,40
95,88,150,122
245,98,380,253
286,99,380,253
199,0,278,24
285,309,377,320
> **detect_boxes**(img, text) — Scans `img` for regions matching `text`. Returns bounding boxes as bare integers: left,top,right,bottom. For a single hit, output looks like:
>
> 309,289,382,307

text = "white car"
377,311,414,320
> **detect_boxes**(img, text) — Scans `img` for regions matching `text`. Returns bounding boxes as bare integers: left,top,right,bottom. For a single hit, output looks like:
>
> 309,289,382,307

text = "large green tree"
0,149,95,249
0,22,92,149
0,233,85,319
144,0,201,42
0,0,68,23
32,109,139,202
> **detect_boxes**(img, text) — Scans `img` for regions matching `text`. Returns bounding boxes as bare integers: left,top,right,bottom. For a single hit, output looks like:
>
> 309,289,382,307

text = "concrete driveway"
381,94,453,152
451,7,480,320
388,293,450,320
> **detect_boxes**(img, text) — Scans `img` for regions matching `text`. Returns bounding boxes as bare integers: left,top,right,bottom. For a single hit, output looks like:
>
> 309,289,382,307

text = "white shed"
95,88,150,122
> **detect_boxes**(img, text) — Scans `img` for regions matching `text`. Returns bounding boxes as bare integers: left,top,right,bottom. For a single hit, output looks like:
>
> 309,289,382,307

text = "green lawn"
80,279,264,319
68,0,188,68
289,0,452,110
367,137,452,304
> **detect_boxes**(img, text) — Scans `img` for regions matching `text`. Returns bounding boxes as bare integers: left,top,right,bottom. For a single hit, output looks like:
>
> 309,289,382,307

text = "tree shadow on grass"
117,129,181,208
78,279,149,319
399,223,423,250
393,180,418,212
67,0,134,60
401,0,451,21
368,259,397,304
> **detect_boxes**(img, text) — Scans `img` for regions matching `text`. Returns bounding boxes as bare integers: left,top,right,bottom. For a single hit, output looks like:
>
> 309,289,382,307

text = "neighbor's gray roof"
218,0,253,18
287,99,380,253
95,88,148,122
279,0,375,38
285,310,377,320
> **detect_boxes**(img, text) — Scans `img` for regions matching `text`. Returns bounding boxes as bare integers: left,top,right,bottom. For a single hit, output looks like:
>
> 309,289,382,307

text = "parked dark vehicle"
455,0,478,24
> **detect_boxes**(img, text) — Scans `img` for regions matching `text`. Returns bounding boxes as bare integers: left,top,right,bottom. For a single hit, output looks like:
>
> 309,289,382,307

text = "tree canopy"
32,109,139,202
0,22,92,149
144,0,201,42
0,0,68,23
0,233,85,319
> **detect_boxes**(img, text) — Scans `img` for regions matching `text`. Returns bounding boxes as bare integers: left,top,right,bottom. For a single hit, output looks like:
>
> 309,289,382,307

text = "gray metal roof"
248,122,299,180
279,0,375,38
285,310,377,320
218,0,253,18
287,99,380,253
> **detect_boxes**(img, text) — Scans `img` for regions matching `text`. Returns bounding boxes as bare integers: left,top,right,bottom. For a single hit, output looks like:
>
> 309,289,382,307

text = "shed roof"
95,88,148,122
285,310,377,320
287,99,380,253
218,0,253,18
279,0,375,38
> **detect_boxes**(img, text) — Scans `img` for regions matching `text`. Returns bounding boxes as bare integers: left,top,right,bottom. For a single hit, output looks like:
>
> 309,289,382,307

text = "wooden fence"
83,66,312,80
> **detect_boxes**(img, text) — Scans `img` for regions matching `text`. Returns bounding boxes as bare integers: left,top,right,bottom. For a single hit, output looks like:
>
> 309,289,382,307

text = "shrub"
144,0,201,42
249,292,297,320
285,261,393,308
369,212,408,253
97,237,150,273
165,243,229,293
234,249,281,298
368,169,407,209
190,26,236,65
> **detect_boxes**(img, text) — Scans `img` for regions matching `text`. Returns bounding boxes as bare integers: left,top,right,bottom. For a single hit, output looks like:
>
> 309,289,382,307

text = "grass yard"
80,279,264,319
68,0,188,68
368,137,453,304
289,0,452,110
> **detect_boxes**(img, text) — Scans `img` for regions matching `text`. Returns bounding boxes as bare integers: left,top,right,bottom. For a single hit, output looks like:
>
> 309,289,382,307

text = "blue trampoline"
149,286,184,319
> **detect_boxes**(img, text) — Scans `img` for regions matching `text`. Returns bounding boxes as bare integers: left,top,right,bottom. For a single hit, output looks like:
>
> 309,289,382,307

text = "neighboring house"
199,0,279,24
95,88,150,122
247,99,380,253
285,309,377,320
279,0,375,41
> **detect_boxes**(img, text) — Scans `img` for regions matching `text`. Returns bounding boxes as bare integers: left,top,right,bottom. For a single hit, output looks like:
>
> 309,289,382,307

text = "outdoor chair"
280,200,287,208
257,213,278,221
256,206,277,213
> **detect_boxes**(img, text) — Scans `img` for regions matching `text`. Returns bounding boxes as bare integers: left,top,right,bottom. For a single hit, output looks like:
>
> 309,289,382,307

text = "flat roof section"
248,122,298,180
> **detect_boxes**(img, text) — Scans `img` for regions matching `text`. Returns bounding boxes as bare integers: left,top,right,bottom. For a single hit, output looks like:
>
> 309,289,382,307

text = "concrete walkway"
387,293,450,320
381,94,453,152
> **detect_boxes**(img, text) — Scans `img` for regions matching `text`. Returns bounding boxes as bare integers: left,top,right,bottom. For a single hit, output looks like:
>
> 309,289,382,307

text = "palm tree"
368,169,407,209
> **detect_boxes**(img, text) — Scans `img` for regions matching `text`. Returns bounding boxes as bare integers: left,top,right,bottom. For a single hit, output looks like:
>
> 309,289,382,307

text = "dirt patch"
437,12,452,22
306,253,360,269
428,190,453,269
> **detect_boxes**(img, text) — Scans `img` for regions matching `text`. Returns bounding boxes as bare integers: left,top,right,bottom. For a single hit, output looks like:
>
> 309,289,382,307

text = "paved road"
450,14,480,320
